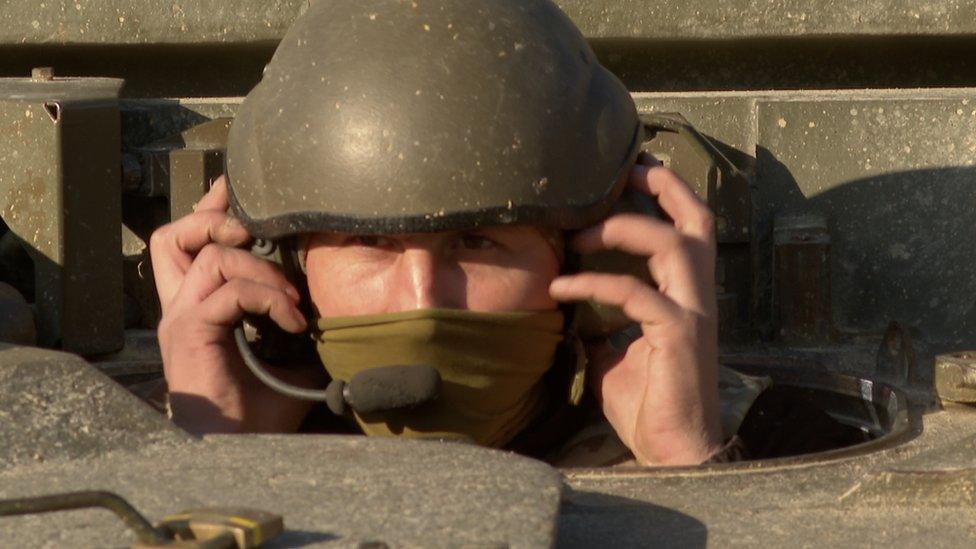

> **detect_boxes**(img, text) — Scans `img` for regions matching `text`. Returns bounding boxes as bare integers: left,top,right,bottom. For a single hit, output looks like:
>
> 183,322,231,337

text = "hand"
150,176,315,434
549,158,723,465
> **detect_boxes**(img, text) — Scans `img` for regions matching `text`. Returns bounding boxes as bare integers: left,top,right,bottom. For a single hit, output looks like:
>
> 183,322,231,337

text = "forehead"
301,225,563,262
309,224,558,241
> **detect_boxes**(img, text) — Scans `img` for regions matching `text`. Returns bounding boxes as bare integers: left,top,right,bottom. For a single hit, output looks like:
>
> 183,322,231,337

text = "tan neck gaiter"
313,308,565,448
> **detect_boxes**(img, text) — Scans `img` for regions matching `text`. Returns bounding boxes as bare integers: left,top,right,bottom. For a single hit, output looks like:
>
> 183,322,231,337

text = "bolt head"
30,67,54,81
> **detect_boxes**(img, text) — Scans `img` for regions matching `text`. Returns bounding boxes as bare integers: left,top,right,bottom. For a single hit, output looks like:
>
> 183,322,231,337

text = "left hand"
549,157,723,465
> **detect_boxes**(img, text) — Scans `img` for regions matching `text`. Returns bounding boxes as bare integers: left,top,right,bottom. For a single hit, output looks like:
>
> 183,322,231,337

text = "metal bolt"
935,352,976,404
250,238,277,258
31,67,54,81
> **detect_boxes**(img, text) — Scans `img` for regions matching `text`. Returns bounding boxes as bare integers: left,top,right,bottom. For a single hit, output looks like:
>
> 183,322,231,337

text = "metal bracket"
0,69,124,354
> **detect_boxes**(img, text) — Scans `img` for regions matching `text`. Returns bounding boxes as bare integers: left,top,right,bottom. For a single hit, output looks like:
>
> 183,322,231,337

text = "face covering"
313,308,565,448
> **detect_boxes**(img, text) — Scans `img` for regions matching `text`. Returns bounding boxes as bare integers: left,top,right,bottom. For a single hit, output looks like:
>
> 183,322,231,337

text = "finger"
572,214,715,315
572,213,683,257
171,211,251,257
172,244,300,309
550,273,680,325
629,164,715,241
193,174,230,212
197,279,307,333
150,212,253,310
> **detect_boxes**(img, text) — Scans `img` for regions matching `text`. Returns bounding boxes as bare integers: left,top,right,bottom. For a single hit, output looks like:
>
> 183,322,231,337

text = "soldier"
149,0,758,466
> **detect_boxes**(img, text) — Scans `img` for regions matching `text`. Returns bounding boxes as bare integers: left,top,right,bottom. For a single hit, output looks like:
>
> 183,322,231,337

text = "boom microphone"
325,364,441,415
234,325,440,415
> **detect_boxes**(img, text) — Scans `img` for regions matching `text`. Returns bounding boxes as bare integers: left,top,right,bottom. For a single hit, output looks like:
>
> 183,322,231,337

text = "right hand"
150,176,314,434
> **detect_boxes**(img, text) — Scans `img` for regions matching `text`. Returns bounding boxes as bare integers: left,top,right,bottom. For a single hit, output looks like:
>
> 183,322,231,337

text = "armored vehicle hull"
2,1,976,546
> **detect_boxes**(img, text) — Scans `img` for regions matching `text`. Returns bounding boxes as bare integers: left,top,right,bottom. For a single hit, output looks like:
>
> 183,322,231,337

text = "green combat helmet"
225,0,641,237
224,0,647,410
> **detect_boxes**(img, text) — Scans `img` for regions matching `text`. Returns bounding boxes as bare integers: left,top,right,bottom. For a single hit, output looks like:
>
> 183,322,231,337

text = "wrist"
634,433,725,466
632,398,724,466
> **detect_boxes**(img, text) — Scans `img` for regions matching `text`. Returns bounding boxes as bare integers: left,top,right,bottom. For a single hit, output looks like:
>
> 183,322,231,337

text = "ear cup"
571,188,662,338
244,236,319,365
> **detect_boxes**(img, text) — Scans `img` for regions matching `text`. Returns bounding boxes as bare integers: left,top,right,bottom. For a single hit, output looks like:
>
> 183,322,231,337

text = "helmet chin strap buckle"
233,324,441,415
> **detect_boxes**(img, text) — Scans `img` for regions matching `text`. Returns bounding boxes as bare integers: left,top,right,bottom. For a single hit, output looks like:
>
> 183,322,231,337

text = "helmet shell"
226,0,641,238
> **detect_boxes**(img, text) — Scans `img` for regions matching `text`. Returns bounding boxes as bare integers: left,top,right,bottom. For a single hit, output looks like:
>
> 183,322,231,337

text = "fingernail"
284,286,301,301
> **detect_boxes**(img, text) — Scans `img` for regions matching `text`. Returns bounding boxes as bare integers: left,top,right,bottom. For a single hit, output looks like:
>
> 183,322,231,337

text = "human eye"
460,233,498,251
344,235,395,249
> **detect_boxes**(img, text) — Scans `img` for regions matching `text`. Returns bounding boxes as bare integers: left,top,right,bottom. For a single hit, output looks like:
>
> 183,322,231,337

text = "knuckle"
196,242,224,264
231,249,278,278
215,245,243,271
191,209,225,230
618,274,646,298
200,211,230,233
267,292,290,311
222,277,250,294
148,225,171,253
602,214,655,245
695,208,716,232
659,228,682,249
212,214,238,235
609,212,644,229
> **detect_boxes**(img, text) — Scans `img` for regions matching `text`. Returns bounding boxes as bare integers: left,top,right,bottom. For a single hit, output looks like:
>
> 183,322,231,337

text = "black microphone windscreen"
345,364,441,414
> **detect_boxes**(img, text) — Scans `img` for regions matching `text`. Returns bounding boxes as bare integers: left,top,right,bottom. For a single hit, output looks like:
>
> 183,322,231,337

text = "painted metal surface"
0,1,975,546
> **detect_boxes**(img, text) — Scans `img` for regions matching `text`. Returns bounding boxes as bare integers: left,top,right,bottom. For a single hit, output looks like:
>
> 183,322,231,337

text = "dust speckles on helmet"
225,0,641,239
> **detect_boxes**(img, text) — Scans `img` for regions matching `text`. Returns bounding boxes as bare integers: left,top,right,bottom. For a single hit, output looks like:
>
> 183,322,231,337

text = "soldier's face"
304,225,560,317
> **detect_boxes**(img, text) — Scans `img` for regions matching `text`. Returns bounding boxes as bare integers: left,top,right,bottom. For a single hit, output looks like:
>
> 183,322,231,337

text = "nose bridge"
399,242,440,310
